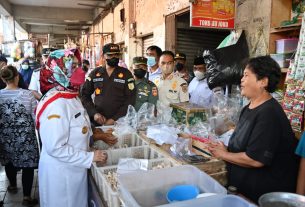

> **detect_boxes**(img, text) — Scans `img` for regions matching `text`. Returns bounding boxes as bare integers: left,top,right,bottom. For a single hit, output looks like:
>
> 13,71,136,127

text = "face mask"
133,68,147,79
194,70,205,80
53,66,70,88
21,64,29,70
175,63,184,71
147,56,157,67
65,59,73,77
82,65,88,72
161,65,174,75
106,57,119,67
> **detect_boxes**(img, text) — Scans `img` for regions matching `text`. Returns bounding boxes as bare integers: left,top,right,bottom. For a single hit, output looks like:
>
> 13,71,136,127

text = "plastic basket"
95,158,176,207
93,133,148,150
105,145,163,166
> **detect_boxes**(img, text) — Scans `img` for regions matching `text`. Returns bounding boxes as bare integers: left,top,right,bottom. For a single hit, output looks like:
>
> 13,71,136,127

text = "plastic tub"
160,195,256,207
276,38,299,54
118,165,227,207
95,158,176,207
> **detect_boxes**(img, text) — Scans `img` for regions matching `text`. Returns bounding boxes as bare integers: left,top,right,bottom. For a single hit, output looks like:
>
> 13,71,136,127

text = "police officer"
81,43,136,126
174,52,191,83
157,51,189,106
188,56,222,108
132,56,158,111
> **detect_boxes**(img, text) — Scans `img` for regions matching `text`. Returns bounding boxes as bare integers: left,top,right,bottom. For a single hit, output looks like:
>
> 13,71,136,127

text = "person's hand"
92,127,117,145
93,150,108,163
207,141,228,159
105,118,115,126
94,113,106,125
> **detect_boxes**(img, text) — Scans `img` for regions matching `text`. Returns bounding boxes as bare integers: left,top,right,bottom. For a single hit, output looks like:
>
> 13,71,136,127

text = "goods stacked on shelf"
283,13,305,133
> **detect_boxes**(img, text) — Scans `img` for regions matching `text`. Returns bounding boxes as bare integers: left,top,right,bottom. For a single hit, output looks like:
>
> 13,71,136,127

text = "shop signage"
190,0,236,29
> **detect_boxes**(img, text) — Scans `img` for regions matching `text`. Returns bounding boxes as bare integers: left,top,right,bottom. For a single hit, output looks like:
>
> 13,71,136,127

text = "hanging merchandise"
282,12,305,132
11,42,22,60
23,41,35,58
203,31,249,89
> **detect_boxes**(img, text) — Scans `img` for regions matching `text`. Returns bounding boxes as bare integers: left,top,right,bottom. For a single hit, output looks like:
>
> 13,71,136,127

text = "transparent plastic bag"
137,102,157,130
156,100,174,124
170,137,193,157
113,105,137,137
146,124,179,145
117,158,149,175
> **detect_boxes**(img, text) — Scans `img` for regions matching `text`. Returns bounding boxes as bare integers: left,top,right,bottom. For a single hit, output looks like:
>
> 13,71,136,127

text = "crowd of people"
0,43,304,207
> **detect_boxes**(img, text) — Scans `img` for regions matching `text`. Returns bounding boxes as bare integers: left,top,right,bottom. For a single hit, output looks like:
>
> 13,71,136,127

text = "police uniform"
81,66,136,121
157,72,189,106
133,56,158,111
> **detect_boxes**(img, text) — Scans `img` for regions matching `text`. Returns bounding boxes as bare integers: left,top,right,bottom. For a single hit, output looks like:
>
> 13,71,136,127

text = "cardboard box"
170,102,207,126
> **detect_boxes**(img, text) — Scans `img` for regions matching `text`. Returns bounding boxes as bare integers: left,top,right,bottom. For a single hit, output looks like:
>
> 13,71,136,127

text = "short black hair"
146,45,162,57
83,59,90,65
246,56,281,93
160,50,175,60
0,55,7,63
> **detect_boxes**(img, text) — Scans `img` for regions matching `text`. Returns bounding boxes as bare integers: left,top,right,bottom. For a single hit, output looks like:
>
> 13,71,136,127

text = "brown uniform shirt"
81,66,136,122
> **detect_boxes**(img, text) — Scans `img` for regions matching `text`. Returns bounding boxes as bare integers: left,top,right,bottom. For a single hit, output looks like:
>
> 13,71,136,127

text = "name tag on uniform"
169,90,177,93
93,78,104,82
114,79,125,84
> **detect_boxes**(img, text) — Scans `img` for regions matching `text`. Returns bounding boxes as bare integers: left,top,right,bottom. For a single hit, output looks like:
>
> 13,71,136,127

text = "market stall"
88,95,247,207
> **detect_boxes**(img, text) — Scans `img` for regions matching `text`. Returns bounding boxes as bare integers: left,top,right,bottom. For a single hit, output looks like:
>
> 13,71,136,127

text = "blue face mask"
147,56,157,67
53,66,70,88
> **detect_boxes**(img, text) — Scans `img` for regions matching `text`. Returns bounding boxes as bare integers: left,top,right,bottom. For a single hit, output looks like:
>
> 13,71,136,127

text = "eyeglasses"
160,61,174,66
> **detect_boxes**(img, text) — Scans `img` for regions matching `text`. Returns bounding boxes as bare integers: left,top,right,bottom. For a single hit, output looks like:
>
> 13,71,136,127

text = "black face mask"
82,65,88,72
106,57,119,67
175,62,184,71
133,68,147,79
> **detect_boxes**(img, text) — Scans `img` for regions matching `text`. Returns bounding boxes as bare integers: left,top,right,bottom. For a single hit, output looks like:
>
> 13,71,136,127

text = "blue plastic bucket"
166,185,200,203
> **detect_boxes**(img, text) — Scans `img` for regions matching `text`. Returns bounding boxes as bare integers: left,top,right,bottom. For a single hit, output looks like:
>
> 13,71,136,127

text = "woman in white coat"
36,48,107,207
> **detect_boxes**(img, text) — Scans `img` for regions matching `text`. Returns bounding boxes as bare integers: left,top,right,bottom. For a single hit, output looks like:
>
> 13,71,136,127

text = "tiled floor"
0,166,39,207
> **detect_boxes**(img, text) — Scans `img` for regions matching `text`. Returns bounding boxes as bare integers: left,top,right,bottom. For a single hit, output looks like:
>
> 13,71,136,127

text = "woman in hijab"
19,59,33,88
36,48,107,207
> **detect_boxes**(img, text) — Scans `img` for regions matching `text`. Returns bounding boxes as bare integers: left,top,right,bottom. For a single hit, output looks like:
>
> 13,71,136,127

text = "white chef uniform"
37,91,94,207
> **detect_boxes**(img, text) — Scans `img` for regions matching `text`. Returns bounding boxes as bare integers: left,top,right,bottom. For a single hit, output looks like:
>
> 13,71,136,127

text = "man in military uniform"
132,56,158,111
174,52,191,83
81,43,136,126
157,51,189,106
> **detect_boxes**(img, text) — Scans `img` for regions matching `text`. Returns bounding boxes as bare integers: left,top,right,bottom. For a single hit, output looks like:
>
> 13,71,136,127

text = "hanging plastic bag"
204,31,249,89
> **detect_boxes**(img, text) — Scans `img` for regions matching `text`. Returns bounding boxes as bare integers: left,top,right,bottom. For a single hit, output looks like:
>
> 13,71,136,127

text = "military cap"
103,43,120,54
42,48,56,56
133,56,148,66
174,53,186,60
194,56,205,65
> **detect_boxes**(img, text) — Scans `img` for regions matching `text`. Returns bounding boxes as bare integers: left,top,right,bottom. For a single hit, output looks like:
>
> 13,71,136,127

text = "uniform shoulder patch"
180,83,188,93
47,114,61,120
128,82,135,90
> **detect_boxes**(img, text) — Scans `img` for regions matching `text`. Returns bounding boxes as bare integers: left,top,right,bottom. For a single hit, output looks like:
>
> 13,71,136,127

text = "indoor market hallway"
0,166,39,207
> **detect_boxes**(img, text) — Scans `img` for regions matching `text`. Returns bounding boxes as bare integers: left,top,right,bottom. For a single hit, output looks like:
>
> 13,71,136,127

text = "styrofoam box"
159,195,256,207
118,165,227,207
276,38,299,54
95,158,176,207
93,133,148,150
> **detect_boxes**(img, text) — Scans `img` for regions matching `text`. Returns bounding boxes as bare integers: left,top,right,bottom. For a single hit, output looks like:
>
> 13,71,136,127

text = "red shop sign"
190,0,236,29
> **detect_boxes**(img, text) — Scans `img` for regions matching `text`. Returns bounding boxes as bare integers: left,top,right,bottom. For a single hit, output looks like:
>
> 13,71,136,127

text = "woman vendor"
36,48,107,207
208,56,299,203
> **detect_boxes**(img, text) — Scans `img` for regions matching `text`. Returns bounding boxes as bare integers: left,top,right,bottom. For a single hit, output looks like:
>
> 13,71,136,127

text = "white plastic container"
159,195,256,207
95,158,176,207
276,38,299,54
118,165,227,207
93,133,148,150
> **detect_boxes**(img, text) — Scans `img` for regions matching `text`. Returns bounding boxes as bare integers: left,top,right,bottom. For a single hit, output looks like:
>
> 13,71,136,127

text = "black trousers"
4,163,34,197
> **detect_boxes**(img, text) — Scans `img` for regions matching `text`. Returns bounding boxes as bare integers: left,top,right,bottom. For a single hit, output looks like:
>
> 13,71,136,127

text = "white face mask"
21,64,29,70
161,65,174,75
194,70,205,80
